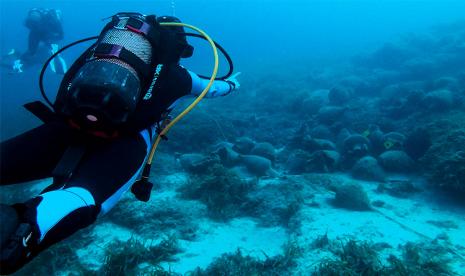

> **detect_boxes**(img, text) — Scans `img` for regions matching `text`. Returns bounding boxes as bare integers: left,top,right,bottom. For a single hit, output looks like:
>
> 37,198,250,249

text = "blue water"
2,0,465,140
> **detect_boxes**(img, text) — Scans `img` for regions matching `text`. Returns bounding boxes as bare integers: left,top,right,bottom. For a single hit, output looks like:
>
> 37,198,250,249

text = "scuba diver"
0,13,240,274
2,8,68,74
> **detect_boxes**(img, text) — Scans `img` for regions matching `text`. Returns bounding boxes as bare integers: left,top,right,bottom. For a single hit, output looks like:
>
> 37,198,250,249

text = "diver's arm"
188,70,236,98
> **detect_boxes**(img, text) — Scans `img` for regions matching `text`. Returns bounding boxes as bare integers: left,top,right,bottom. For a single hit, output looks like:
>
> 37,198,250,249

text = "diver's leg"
0,122,76,185
25,31,40,57
0,128,153,274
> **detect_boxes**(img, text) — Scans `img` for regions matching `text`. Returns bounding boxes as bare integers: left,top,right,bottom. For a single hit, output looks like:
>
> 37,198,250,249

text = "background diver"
1,8,68,74
0,13,240,274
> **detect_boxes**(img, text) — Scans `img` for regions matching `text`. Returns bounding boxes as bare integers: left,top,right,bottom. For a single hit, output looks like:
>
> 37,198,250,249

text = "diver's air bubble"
86,115,98,122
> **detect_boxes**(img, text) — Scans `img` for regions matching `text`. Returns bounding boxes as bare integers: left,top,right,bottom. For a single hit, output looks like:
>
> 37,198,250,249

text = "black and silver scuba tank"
55,13,163,136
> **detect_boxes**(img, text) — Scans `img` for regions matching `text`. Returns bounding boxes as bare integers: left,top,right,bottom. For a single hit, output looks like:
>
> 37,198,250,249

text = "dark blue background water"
1,0,465,140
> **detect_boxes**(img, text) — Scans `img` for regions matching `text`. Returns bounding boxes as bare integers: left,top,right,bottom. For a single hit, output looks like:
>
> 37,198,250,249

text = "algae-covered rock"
333,183,371,211
377,179,420,198
378,150,415,173
307,150,340,173
300,137,337,153
421,122,465,195
178,164,255,221
404,128,431,160
250,142,276,162
240,154,278,177
422,89,454,111
310,125,333,140
328,85,352,105
179,153,219,174
216,146,240,167
301,89,329,115
340,134,371,169
244,181,304,228
317,106,347,125
233,137,255,154
382,132,406,151
351,156,385,182
286,150,311,174
343,134,371,155
365,124,385,155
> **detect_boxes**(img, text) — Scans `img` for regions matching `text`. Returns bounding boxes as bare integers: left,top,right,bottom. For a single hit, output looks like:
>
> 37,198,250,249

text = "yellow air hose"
146,22,219,167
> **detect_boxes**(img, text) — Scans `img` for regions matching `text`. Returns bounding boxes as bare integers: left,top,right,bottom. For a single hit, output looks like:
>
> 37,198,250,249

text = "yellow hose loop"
146,22,219,164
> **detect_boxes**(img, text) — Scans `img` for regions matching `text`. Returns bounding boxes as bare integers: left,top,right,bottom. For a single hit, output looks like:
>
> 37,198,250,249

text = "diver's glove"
50,44,59,55
7,48,16,56
12,59,23,73
225,72,241,91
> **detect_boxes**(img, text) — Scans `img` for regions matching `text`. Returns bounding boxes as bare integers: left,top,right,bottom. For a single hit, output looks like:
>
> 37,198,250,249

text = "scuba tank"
54,13,167,136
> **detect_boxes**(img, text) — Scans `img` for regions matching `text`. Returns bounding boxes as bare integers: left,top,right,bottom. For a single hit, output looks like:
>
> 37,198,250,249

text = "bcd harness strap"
23,101,156,201
93,43,152,83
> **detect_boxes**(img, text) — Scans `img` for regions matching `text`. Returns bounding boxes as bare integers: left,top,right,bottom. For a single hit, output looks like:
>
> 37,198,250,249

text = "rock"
233,137,255,154
310,125,333,140
351,156,385,182
286,150,310,174
339,75,372,96
317,106,347,125
244,181,304,227
382,132,406,151
404,128,431,160
336,128,352,151
340,134,371,169
333,183,371,211
250,142,276,162
328,85,352,105
378,150,415,173
307,150,340,172
371,200,385,208
240,155,278,177
343,134,370,156
179,153,218,174
312,139,337,151
211,141,234,151
301,89,329,115
432,77,460,92
365,124,385,155
422,89,454,111
216,146,240,167
376,179,420,198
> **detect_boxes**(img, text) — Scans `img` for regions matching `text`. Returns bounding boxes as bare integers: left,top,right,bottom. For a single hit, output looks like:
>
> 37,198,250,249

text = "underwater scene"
1,0,465,275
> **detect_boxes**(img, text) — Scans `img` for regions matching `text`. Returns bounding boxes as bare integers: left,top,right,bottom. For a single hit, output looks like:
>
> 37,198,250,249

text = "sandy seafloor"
19,160,465,275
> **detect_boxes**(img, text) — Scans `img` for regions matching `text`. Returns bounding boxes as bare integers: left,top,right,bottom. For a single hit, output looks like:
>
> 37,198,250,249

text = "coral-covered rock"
216,146,240,167
333,183,371,211
382,132,406,151
404,128,432,160
307,150,340,173
351,156,385,182
377,179,420,198
421,89,454,111
422,129,465,195
240,154,277,177
233,137,255,154
328,85,352,105
250,142,276,162
179,153,219,174
301,89,329,115
317,106,347,125
311,125,333,140
285,150,310,174
309,139,337,152
378,150,415,173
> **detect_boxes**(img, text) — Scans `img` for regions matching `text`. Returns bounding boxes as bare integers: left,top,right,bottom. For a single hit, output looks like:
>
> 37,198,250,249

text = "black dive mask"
56,13,162,134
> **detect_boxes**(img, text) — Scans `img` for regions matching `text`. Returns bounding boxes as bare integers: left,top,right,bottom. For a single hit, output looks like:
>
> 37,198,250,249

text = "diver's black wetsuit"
0,64,234,274
23,9,64,60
